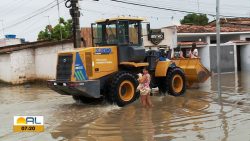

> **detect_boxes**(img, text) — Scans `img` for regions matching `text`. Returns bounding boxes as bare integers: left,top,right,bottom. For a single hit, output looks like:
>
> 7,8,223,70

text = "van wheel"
108,72,139,107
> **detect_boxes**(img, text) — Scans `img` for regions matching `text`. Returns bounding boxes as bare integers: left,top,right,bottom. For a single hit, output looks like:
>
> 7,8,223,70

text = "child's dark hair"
143,67,149,71
191,42,197,52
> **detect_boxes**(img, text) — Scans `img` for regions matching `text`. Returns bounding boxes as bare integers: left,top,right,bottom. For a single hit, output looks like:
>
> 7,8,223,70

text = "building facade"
177,18,250,73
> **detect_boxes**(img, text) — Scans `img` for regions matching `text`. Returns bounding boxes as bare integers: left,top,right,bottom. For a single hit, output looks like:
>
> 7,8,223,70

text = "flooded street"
0,72,250,141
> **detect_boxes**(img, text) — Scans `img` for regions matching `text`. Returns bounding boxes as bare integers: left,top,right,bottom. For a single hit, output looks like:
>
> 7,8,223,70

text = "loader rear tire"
108,72,139,107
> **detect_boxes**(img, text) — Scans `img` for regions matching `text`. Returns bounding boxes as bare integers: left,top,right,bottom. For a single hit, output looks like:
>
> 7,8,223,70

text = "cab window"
118,21,129,45
129,21,140,45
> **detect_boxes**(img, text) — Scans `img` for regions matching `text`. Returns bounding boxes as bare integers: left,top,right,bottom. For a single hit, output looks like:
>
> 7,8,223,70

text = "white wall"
143,26,177,49
0,38,22,47
240,44,250,71
0,42,74,84
10,49,36,84
35,43,73,80
0,54,11,82
240,34,250,40
199,45,210,70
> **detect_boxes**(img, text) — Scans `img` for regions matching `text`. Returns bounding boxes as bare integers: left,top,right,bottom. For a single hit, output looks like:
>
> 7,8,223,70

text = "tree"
180,13,209,26
37,18,72,41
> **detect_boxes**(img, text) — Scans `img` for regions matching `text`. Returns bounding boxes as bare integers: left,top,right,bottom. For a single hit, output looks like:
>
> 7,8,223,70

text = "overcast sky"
0,0,249,41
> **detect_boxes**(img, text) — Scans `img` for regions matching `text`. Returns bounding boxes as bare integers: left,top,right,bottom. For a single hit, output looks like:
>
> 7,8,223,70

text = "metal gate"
209,45,235,73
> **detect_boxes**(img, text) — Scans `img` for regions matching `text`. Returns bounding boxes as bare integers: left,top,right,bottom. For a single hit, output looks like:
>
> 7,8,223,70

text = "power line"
0,0,33,18
145,0,250,17
0,0,23,14
110,0,249,18
9,0,57,25
148,0,250,10
1,0,64,31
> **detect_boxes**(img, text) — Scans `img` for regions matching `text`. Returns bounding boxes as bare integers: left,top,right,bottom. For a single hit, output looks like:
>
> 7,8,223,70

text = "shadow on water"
49,92,212,141
49,72,250,141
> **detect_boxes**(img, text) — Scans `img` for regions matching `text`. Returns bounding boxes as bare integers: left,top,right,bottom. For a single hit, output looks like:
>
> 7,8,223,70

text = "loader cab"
91,17,146,63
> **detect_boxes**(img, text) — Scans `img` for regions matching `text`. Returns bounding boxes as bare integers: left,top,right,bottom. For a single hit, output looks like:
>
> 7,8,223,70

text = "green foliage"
180,13,209,26
37,18,72,41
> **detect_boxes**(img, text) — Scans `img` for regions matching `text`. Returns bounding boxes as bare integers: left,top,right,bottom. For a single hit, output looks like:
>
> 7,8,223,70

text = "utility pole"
65,0,81,48
56,0,63,42
216,0,221,96
45,16,51,26
45,16,52,39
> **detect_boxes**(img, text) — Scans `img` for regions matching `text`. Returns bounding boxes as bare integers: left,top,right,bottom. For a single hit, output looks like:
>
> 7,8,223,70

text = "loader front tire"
157,67,186,96
108,72,139,107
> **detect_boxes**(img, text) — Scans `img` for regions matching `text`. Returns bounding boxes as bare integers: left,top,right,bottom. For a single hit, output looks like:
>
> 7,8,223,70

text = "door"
209,45,235,73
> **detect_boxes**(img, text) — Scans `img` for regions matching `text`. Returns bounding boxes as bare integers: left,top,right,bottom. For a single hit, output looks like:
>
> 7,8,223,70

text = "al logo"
13,116,44,132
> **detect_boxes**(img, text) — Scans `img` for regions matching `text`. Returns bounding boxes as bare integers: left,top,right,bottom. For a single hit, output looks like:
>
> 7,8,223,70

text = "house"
177,18,250,73
0,34,25,47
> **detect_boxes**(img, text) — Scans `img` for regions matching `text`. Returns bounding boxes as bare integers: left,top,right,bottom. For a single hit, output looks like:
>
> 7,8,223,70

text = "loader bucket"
172,58,210,86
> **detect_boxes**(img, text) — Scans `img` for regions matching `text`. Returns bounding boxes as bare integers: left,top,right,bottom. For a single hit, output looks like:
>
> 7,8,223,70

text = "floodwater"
0,72,250,141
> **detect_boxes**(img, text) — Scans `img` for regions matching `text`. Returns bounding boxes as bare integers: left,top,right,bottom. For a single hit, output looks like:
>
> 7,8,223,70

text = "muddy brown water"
0,72,250,141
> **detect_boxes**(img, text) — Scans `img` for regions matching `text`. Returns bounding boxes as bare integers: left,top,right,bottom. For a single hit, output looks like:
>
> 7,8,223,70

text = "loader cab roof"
95,17,145,23
92,17,145,46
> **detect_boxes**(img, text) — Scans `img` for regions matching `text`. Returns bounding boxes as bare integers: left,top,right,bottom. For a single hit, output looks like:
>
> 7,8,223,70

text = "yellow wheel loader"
47,17,187,107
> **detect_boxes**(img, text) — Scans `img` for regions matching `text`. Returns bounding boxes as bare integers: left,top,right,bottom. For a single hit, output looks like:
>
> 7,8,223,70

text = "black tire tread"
157,67,186,96
107,71,139,107
166,67,186,96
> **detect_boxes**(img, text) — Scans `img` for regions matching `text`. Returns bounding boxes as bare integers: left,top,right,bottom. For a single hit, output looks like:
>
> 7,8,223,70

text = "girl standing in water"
137,67,153,108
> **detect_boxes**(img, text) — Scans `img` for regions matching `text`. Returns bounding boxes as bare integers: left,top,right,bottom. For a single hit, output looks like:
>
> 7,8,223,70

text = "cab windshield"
92,20,141,46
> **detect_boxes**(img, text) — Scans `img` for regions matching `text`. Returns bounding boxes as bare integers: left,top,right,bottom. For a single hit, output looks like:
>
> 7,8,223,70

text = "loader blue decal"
74,53,88,80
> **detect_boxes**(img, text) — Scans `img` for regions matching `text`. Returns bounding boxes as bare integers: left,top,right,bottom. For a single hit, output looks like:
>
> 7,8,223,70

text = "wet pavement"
0,72,250,141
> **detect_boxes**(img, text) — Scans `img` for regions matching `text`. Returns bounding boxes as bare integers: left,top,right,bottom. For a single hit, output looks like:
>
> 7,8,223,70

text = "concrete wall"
35,43,73,80
0,38,22,47
0,54,11,82
240,44,250,71
0,42,74,84
143,26,177,49
240,34,250,40
10,49,36,84
199,45,210,70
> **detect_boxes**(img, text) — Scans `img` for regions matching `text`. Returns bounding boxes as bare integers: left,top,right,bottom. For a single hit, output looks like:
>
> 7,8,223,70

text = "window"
92,24,103,45
92,22,117,45
92,20,141,46
118,21,129,44
105,23,117,44
129,21,139,45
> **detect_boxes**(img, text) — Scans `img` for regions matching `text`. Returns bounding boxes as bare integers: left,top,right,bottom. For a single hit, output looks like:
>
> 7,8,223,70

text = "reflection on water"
0,72,250,141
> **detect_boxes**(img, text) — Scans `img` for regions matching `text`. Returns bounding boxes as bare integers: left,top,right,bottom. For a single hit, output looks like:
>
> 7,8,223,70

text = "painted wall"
240,34,250,40
0,54,11,82
199,45,210,70
143,26,177,49
0,38,22,47
35,43,73,80
240,44,250,71
0,42,74,84
10,49,36,84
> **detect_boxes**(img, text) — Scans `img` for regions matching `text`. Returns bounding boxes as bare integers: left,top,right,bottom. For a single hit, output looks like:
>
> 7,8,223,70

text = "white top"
189,49,198,58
